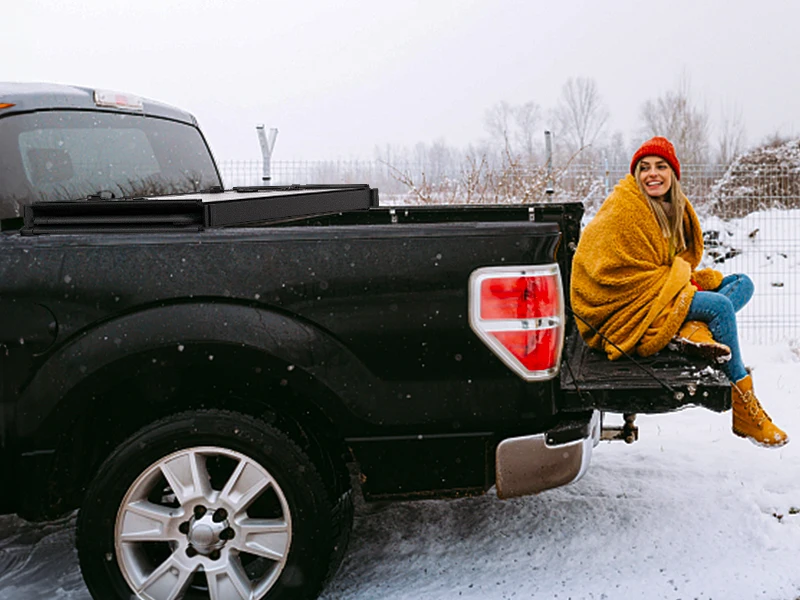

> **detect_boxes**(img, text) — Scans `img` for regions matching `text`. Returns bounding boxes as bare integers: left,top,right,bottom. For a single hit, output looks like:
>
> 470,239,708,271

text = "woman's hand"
692,267,724,291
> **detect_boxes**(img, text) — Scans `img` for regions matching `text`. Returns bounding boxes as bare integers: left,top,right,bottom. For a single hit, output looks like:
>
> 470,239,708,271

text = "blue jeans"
685,274,753,383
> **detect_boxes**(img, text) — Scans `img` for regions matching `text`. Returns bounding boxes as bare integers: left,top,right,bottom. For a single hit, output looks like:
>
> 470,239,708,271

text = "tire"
76,409,352,600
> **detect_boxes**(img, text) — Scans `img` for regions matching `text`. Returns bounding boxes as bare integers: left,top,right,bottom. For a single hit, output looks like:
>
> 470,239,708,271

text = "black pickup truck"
0,83,730,600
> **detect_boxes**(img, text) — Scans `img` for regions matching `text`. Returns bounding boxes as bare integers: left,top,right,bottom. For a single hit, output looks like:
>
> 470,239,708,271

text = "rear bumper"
495,410,600,499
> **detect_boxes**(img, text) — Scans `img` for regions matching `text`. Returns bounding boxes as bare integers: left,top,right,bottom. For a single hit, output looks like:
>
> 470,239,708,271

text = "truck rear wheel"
76,409,351,600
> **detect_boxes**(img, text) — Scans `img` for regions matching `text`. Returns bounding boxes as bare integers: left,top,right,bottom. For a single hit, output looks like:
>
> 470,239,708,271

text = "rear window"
0,110,222,220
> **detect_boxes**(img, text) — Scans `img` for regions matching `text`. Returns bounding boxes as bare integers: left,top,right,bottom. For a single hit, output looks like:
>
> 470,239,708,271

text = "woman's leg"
713,273,754,313
690,276,787,447
685,291,748,382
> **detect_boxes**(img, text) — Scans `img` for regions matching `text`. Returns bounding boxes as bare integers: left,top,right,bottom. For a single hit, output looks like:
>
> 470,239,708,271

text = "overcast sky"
5,0,800,161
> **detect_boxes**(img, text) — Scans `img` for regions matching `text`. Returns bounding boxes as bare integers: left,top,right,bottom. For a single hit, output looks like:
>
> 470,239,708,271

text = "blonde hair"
635,160,687,257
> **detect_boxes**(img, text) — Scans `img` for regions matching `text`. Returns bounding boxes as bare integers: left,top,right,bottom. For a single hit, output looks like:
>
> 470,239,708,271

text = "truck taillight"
469,265,564,381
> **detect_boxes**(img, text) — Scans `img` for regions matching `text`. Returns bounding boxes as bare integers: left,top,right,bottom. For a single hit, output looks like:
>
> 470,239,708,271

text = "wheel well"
34,344,353,519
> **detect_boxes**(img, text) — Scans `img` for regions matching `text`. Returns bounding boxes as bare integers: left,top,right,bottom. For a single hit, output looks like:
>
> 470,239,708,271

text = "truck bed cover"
21,185,378,234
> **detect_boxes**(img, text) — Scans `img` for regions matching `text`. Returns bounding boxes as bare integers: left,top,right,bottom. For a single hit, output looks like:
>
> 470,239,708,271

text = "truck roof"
0,82,197,125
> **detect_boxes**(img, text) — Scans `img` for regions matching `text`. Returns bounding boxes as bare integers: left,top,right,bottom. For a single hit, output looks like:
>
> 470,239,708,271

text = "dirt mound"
708,139,800,218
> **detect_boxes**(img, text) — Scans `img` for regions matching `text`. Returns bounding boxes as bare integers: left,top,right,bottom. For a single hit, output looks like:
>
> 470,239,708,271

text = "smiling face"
637,156,673,200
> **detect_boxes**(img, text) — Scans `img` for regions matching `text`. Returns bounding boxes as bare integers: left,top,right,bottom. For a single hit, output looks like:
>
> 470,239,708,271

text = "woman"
571,136,788,447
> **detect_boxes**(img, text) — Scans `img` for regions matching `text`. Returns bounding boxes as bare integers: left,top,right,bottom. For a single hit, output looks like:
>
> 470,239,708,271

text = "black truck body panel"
2,215,563,435
0,202,730,511
1,206,578,510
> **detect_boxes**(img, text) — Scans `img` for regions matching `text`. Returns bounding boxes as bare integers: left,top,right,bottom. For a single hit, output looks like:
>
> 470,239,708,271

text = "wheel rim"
114,446,292,600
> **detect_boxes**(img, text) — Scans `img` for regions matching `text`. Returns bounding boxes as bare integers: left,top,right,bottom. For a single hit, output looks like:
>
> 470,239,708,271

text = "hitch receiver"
600,413,638,444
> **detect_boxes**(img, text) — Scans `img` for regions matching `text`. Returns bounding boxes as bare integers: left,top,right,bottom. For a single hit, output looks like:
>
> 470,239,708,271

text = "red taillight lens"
480,274,560,320
469,265,564,381
491,329,559,371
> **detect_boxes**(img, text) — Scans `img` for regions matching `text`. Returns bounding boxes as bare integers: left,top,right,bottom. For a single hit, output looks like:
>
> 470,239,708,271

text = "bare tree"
553,77,609,158
759,131,792,149
421,139,457,183
601,130,630,167
715,102,747,166
638,73,710,165
484,101,513,143
484,100,542,162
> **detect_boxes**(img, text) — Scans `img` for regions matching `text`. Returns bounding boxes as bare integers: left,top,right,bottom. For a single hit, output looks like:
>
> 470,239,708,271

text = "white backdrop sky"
5,0,800,160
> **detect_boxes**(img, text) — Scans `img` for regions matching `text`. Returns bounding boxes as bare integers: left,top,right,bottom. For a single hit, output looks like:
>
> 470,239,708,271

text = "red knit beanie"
630,136,681,180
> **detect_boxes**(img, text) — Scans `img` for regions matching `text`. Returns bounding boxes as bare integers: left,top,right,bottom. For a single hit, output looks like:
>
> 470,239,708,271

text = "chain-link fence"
217,159,800,344
220,160,411,194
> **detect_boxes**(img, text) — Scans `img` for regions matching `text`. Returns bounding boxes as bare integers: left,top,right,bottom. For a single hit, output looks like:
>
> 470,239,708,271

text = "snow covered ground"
0,339,798,600
1,207,799,599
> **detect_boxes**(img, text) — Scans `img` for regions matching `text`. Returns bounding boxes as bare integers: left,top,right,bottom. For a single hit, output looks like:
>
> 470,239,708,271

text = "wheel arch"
16,301,362,519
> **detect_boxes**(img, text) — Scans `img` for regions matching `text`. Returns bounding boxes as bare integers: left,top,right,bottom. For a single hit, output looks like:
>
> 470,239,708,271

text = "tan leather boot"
673,321,732,362
732,375,789,447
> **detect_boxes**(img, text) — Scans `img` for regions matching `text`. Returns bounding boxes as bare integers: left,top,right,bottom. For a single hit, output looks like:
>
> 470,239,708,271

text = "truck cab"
0,83,222,226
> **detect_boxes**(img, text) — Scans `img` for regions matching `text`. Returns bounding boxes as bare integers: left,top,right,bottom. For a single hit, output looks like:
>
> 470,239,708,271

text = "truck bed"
560,328,731,414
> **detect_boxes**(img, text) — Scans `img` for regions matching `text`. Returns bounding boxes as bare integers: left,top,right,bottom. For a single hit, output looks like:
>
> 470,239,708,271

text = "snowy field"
1,208,800,600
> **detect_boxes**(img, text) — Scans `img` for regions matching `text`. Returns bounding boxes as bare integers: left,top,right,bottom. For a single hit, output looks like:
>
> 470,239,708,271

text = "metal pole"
256,125,279,184
544,131,554,195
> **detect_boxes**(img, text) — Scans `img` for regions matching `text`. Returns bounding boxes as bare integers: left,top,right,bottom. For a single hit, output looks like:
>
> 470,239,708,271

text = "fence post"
256,125,279,184
544,131,554,195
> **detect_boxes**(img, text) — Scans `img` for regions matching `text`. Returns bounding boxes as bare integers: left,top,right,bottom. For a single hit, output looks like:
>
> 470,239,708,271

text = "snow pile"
708,139,800,218
0,513,84,599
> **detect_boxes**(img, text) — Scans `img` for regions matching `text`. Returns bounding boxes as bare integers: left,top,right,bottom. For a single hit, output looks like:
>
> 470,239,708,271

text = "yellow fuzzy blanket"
570,174,703,360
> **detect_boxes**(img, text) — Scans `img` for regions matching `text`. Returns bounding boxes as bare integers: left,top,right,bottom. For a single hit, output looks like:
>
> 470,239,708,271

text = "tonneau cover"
21,185,378,234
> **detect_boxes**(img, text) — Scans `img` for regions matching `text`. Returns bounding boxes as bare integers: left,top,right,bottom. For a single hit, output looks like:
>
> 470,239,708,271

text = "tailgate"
559,329,730,414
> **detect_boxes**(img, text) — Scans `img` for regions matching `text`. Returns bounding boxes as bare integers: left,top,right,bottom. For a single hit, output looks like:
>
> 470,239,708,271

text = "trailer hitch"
600,413,638,444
